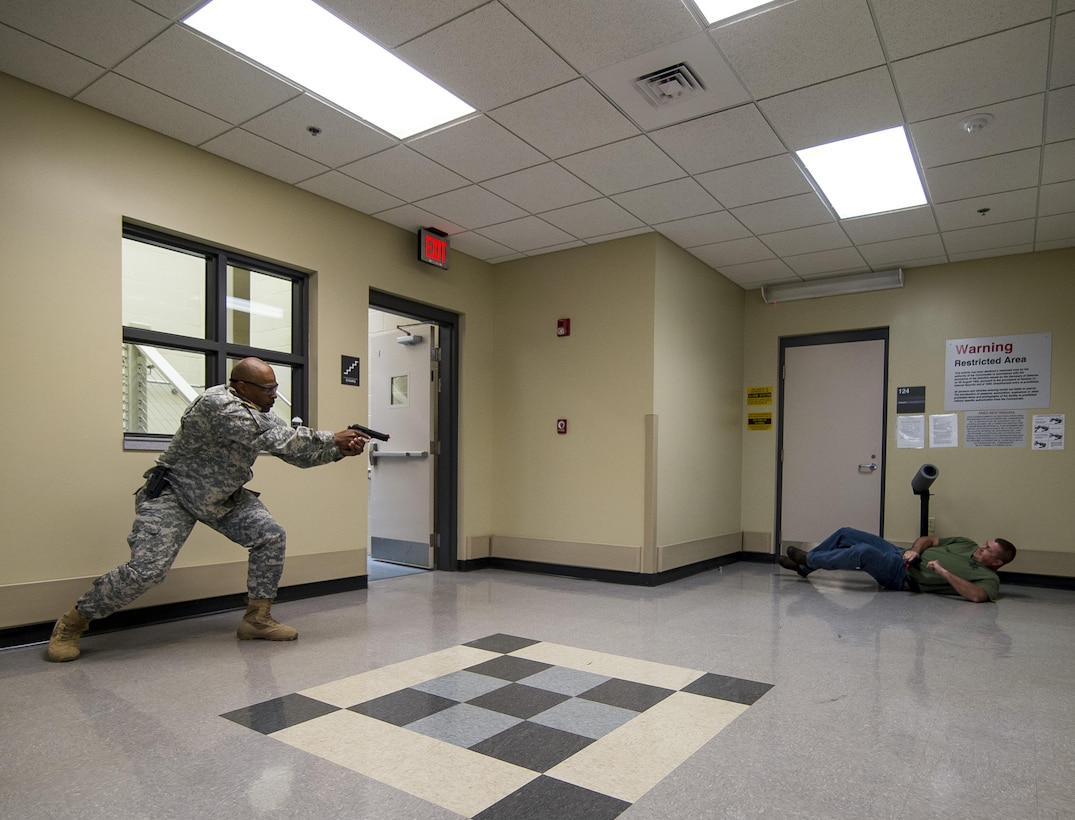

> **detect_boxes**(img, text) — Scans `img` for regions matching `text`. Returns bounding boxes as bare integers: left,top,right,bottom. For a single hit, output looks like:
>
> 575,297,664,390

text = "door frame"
774,327,890,554
369,290,458,571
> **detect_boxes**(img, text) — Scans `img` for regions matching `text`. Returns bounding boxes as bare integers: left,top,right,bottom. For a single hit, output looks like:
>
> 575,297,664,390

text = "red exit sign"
418,228,450,270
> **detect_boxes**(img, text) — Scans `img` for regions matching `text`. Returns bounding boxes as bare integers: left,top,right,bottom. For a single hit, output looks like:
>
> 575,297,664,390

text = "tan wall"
652,237,745,567
489,236,657,572
740,249,1075,574
0,74,498,627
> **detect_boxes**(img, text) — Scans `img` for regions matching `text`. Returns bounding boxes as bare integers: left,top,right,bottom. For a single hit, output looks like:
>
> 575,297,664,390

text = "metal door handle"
858,463,878,472
369,449,429,465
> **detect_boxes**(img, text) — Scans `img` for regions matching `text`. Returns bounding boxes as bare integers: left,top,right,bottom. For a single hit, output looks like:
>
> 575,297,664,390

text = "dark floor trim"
481,554,741,587
1,575,366,650
999,570,1075,591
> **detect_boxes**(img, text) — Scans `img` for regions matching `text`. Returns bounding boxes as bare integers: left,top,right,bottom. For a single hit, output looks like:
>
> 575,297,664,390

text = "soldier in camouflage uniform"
47,357,370,662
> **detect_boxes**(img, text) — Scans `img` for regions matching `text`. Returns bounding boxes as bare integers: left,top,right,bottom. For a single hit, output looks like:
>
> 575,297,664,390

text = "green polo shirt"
906,536,1001,601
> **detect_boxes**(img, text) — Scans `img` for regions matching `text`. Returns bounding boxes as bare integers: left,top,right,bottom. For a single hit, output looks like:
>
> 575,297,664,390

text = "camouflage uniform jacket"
155,384,343,521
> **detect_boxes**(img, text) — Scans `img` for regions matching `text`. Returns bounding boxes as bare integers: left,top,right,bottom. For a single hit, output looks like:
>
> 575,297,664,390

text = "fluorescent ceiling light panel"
185,0,474,139
796,126,927,219
694,1,776,24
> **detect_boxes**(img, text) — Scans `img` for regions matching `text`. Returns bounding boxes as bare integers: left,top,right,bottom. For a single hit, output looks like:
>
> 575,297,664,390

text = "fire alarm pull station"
557,318,570,337
557,419,568,434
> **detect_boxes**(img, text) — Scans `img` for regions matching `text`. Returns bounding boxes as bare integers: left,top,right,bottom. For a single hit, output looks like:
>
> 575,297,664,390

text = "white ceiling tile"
650,106,784,175
409,116,545,182
297,171,404,214
558,136,685,195
933,188,1038,232
1042,139,1075,183
528,239,588,255
0,23,104,96
653,211,749,248
758,67,903,151
730,193,833,235
760,223,852,257
688,236,774,267
489,78,640,160
76,72,230,145
910,95,1045,168
857,234,947,266
695,154,812,209
0,0,169,67
783,247,869,277
1045,85,1075,143
477,216,577,252
709,258,796,287
1036,212,1075,242
482,163,600,213
201,129,329,184
584,226,652,244
115,26,301,123
1051,13,1075,89
134,1,203,18
839,207,938,244
892,22,1050,122
372,204,466,237
415,185,528,230
242,94,395,168
710,0,884,99
397,3,576,111
502,0,701,74
1061,0,1075,13
948,244,1034,262
611,178,721,224
339,146,468,202
587,32,750,132
319,0,487,48
870,0,1053,60
942,219,1036,254
540,198,645,238
449,230,518,261
1038,180,1075,215
923,149,1041,203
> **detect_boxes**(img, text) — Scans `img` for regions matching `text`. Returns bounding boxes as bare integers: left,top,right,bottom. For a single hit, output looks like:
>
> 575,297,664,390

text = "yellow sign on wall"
747,386,773,405
747,412,773,431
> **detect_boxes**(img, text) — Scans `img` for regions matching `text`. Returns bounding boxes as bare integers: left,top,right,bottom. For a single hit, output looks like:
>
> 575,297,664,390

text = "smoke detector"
959,113,993,134
634,63,705,107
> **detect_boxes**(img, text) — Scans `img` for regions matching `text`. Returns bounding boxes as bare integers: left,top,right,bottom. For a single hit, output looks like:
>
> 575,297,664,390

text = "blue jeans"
804,527,909,590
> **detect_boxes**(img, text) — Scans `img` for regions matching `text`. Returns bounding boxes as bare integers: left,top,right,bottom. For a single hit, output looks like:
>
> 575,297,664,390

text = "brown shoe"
778,555,810,578
237,598,297,641
47,606,91,662
786,545,810,566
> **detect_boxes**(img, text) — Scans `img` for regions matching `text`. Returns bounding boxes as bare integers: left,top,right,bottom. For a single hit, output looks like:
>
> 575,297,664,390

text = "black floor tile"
464,633,541,654
681,672,774,705
579,677,674,712
474,776,630,820
348,687,457,726
221,693,338,735
467,682,570,719
470,721,593,772
466,654,553,682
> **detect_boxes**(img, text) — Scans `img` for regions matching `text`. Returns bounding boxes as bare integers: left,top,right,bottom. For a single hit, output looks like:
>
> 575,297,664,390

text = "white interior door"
368,322,435,568
779,338,886,548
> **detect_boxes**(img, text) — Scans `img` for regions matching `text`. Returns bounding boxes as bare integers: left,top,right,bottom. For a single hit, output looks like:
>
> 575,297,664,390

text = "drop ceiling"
2,0,1073,289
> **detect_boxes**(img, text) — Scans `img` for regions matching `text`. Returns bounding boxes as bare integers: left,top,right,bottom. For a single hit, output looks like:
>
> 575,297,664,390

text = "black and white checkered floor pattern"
222,633,773,818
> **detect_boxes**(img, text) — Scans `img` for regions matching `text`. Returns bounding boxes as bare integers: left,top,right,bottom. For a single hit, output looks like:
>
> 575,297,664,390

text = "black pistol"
349,423,390,442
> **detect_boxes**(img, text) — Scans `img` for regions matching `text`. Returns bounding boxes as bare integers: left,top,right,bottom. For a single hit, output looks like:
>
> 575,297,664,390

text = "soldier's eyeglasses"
235,380,279,394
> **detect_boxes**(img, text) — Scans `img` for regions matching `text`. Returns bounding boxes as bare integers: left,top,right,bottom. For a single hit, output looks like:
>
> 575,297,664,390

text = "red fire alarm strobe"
557,419,568,434
557,318,570,336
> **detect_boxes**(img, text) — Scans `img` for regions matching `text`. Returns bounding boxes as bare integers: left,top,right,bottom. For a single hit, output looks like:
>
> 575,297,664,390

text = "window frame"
122,223,309,449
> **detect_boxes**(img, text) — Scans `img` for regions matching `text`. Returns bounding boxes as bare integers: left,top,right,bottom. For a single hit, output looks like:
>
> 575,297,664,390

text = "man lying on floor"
778,527,1017,603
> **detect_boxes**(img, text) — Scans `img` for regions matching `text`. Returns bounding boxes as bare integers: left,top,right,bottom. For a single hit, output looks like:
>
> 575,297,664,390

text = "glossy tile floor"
3,564,1074,819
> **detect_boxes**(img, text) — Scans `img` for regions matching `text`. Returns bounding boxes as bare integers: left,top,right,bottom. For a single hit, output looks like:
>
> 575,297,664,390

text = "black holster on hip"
144,465,170,499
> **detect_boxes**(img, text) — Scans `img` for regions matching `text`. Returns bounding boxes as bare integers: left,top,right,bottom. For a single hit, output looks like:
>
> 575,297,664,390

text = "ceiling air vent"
634,62,706,107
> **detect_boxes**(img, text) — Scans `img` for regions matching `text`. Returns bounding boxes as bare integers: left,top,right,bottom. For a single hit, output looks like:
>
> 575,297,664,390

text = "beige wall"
2,71,1071,629
0,74,498,627
740,249,1075,574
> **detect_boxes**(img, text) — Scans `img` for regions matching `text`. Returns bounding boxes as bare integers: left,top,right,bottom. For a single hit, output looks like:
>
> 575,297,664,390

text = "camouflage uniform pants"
76,486,286,620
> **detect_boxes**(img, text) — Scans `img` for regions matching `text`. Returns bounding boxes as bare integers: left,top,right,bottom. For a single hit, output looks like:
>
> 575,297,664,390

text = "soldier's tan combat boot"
47,606,91,662
236,598,297,641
